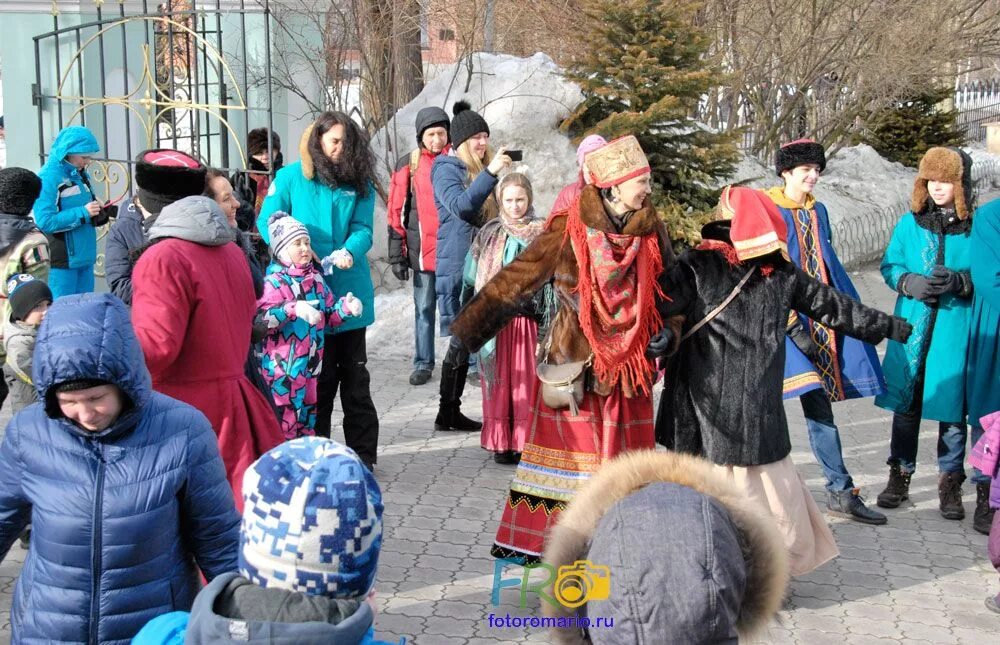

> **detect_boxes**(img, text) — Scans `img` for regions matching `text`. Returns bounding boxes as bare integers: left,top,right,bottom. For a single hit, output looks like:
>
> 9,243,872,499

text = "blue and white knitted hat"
239,437,383,599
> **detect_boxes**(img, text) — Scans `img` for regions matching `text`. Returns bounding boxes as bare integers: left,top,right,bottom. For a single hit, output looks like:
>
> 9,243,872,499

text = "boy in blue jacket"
32,125,113,298
0,293,239,644
134,437,404,645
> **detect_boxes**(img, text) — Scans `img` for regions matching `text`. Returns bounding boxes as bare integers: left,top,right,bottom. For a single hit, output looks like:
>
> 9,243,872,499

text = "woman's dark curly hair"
307,111,375,197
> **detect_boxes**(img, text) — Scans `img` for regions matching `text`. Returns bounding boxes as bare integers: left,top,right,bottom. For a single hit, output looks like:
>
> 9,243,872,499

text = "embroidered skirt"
491,388,655,563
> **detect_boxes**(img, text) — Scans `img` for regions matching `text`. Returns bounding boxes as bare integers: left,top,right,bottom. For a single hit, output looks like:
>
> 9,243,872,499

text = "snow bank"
369,52,584,260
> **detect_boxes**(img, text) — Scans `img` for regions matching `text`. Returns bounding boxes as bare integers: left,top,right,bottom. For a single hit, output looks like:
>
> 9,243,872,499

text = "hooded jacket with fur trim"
541,450,790,644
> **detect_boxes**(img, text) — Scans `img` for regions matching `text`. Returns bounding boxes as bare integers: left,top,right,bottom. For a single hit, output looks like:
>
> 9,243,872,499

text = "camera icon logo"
553,560,611,609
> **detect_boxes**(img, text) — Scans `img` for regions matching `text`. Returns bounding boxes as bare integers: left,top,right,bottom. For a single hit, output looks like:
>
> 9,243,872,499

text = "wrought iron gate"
32,0,277,275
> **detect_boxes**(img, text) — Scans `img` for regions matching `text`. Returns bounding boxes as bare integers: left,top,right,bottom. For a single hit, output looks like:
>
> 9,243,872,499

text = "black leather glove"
888,317,913,344
927,265,970,297
645,328,675,359
900,273,938,305
90,204,114,228
391,263,410,282
788,322,821,362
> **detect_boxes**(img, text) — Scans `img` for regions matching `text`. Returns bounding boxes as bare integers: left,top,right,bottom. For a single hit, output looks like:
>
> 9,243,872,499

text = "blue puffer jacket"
431,154,498,334
0,293,240,645
32,126,101,269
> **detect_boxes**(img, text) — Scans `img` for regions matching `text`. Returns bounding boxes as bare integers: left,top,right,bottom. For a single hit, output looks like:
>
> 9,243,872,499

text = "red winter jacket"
387,146,448,272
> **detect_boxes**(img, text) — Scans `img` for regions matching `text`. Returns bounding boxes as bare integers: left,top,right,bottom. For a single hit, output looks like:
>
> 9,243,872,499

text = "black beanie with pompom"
449,101,490,151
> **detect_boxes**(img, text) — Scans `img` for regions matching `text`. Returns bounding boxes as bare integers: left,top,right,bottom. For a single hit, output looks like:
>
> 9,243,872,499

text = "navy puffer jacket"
432,154,498,334
0,292,240,644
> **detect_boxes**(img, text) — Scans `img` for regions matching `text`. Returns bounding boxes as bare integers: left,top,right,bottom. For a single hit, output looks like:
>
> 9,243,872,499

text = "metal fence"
832,160,1000,269
955,79,1000,143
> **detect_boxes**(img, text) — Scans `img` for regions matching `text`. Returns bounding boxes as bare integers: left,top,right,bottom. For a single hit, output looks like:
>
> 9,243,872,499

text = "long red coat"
131,238,283,511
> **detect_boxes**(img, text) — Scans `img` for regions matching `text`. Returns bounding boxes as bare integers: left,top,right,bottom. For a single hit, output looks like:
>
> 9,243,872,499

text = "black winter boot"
876,463,912,508
973,482,995,535
938,471,966,520
435,356,482,432
827,488,887,525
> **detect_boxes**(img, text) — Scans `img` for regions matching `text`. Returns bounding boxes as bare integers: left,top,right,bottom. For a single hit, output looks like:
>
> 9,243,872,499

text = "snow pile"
369,53,584,259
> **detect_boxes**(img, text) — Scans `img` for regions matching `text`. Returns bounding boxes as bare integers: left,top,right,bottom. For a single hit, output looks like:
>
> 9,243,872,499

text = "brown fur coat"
449,185,674,398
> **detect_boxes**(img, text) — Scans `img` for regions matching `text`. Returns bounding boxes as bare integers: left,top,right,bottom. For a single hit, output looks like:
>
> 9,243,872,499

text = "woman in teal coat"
258,112,379,469
875,147,981,523
32,126,109,298
967,197,1000,534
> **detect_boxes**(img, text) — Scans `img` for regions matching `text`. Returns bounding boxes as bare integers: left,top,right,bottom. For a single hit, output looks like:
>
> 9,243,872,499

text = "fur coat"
449,185,674,398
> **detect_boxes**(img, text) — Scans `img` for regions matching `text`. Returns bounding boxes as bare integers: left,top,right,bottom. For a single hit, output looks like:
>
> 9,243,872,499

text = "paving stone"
899,623,961,643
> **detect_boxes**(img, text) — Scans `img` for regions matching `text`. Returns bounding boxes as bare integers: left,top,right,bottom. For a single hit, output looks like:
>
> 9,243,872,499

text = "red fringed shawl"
563,200,664,396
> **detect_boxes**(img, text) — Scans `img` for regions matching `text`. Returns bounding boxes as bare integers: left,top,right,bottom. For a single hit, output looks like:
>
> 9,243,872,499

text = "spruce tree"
859,89,966,168
561,0,738,243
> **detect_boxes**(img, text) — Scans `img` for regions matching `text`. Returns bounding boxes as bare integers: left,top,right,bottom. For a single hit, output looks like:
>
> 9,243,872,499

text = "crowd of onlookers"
0,99,996,645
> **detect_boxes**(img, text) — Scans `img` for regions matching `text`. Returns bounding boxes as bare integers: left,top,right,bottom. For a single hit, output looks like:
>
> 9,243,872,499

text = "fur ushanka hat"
912,147,975,220
775,139,826,177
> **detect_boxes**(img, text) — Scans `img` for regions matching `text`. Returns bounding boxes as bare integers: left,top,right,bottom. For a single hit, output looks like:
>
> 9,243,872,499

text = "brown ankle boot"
938,471,966,520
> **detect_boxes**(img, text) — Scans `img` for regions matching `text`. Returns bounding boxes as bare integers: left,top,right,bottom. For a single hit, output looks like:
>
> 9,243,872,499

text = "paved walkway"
0,267,997,644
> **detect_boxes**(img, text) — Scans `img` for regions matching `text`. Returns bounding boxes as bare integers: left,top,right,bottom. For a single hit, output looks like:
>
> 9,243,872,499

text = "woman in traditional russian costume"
652,186,912,575
450,136,674,563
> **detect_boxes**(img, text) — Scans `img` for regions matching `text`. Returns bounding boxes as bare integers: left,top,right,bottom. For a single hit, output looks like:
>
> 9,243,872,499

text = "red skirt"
480,316,538,453
491,388,655,563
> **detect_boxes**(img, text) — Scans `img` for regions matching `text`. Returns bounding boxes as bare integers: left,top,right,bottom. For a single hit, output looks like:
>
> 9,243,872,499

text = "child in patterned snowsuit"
257,212,362,439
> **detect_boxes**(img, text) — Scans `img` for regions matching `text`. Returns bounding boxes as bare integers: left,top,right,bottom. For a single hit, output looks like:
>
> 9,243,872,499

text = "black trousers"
315,328,379,464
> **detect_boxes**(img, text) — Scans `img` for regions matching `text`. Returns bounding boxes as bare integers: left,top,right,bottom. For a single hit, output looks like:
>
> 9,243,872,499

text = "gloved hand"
321,249,354,274
340,292,364,318
90,203,114,227
901,273,938,305
391,263,410,282
927,265,968,296
888,317,913,344
788,322,821,362
645,328,675,359
294,300,323,326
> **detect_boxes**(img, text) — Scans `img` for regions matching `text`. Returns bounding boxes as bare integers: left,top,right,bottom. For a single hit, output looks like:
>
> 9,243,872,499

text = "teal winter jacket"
258,160,375,333
32,126,101,269
876,210,973,422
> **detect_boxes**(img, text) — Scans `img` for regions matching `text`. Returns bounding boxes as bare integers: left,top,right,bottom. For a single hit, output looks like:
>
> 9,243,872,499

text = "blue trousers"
49,266,95,299
889,410,988,483
800,389,854,492
412,270,437,371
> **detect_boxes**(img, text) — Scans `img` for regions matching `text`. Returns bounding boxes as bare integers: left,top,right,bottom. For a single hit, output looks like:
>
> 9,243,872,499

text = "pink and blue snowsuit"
257,261,346,438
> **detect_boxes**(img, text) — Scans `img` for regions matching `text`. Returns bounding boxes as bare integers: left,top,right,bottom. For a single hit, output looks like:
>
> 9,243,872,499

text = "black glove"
645,328,675,359
901,273,937,305
90,204,115,228
391,263,410,282
927,266,969,297
888,317,913,344
788,322,821,362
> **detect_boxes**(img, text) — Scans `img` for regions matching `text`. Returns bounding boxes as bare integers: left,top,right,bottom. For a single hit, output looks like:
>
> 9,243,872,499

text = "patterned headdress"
239,437,384,599
583,135,651,188
716,186,789,261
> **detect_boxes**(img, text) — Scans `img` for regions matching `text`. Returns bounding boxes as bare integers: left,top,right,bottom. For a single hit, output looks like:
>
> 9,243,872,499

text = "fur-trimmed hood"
912,147,975,220
541,450,789,644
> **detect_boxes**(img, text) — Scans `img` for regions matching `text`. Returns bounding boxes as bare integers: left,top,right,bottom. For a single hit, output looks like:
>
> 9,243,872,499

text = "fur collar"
298,125,316,180
541,450,789,643
577,184,661,236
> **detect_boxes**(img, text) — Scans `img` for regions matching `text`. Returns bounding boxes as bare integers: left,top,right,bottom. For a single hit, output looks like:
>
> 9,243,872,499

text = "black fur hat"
775,139,827,177
0,167,43,216
449,101,490,151
247,128,281,157
134,149,207,215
